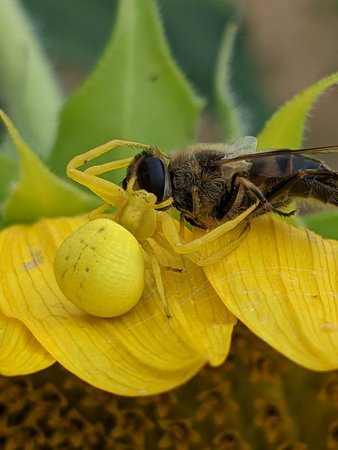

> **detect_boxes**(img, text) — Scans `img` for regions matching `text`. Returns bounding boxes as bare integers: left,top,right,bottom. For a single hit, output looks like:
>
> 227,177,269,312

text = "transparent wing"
225,136,258,159
214,144,338,167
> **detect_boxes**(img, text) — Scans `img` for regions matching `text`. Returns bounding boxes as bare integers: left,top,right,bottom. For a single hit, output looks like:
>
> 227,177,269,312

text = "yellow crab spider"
67,139,257,267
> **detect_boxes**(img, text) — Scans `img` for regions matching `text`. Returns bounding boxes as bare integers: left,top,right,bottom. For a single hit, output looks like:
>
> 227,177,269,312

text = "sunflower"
0,0,337,432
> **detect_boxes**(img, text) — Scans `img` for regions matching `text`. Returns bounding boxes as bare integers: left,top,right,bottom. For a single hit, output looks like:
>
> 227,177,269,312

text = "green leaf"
0,0,63,159
214,22,246,141
0,111,97,226
50,0,203,182
0,154,18,205
300,211,338,240
257,73,338,149
256,73,338,227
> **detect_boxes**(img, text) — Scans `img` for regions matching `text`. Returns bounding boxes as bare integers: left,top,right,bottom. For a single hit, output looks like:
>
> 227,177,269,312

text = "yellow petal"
146,234,235,367
0,309,54,375
203,215,338,371
0,216,234,395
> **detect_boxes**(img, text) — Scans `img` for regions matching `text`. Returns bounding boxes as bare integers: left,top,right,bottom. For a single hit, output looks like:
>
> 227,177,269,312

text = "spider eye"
136,156,166,202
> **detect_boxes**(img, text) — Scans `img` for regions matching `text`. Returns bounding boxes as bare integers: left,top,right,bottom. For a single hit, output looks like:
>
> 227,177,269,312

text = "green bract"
50,0,204,182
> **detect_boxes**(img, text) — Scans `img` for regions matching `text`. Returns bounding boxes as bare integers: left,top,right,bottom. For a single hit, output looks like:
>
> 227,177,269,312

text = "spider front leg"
67,139,158,206
159,201,259,266
142,239,173,319
87,202,116,221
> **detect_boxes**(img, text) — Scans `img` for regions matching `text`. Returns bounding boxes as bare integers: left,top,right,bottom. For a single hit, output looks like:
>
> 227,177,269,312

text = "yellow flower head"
0,102,337,396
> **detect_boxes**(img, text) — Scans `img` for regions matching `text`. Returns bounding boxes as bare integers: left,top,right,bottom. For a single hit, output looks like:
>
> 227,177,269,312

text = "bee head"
123,151,172,208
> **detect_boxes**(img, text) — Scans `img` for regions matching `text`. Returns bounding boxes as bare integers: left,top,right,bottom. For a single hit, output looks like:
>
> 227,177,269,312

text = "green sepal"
0,111,97,226
257,72,338,149
256,73,338,232
50,0,204,182
214,22,246,141
0,0,62,159
0,154,18,205
300,211,338,240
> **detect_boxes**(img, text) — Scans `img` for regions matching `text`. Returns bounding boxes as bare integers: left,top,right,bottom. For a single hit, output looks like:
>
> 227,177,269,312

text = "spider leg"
67,139,157,206
154,198,174,210
236,176,296,216
159,201,258,266
68,139,155,171
88,202,116,221
84,157,134,176
143,240,172,319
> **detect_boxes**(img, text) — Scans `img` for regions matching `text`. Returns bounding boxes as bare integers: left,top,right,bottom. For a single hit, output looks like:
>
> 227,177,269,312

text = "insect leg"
236,177,296,217
217,178,241,217
268,169,338,207
305,176,338,206
243,168,336,214
191,186,201,217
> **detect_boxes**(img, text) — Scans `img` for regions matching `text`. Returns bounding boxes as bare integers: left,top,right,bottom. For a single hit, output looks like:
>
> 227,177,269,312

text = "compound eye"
136,156,166,202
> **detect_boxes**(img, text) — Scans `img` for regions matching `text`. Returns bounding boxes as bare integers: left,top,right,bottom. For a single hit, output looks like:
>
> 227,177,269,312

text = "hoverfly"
123,137,338,230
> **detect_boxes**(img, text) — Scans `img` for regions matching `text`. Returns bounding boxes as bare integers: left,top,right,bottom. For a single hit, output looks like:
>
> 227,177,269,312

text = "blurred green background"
20,0,338,145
